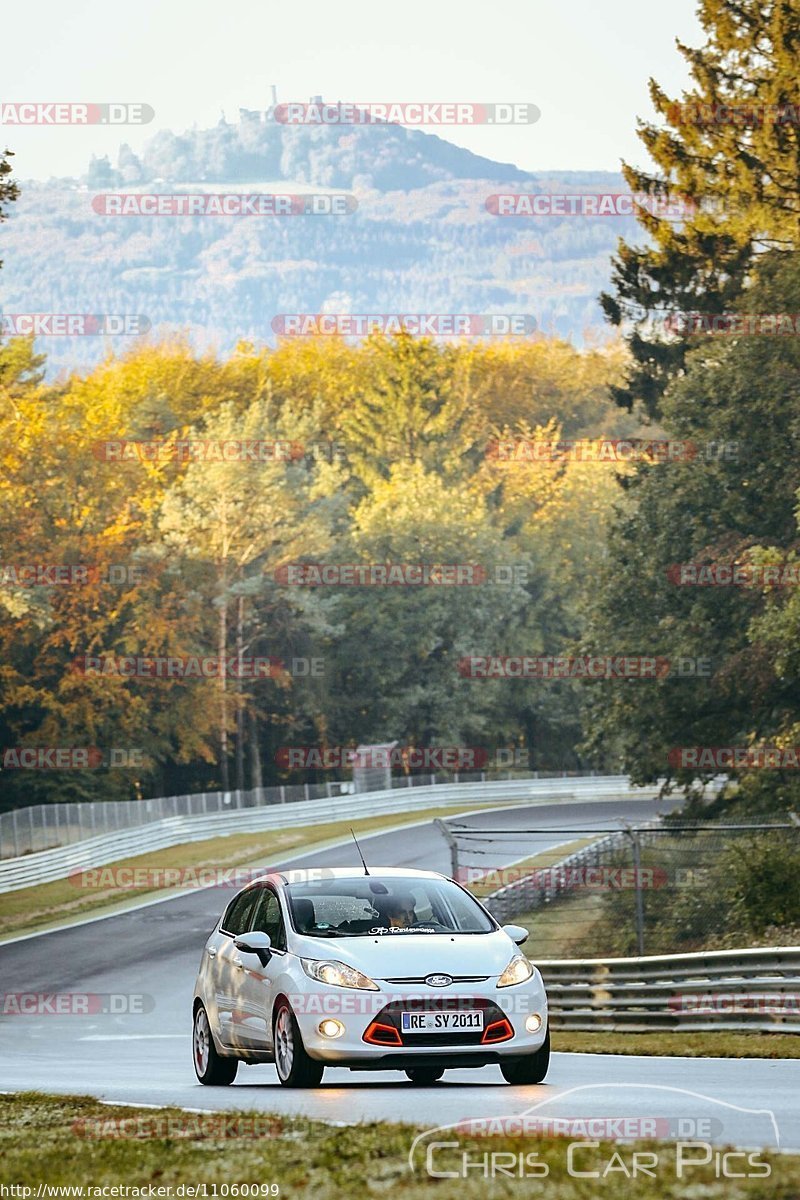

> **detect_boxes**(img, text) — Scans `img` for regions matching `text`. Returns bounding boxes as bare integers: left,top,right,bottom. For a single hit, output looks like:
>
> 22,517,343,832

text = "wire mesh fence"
0,769,601,859
446,819,800,958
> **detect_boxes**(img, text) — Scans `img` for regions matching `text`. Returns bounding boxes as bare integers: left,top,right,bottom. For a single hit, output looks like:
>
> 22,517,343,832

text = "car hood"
291,929,520,979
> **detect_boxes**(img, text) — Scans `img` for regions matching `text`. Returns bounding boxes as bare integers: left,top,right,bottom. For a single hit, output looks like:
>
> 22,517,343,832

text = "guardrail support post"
631,829,645,956
434,818,459,880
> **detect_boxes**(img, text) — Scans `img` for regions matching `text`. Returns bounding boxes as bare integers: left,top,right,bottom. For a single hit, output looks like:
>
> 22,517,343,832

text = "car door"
215,886,263,1049
234,886,288,1053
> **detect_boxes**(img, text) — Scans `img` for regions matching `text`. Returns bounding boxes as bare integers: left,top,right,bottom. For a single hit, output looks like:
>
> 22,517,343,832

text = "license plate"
400,1010,483,1033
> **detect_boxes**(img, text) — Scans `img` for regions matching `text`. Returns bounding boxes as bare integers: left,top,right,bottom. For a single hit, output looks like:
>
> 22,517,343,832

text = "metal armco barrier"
539,946,800,1033
0,775,650,894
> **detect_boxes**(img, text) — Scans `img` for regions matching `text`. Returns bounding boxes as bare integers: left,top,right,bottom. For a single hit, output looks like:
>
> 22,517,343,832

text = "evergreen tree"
602,0,800,417
0,149,18,271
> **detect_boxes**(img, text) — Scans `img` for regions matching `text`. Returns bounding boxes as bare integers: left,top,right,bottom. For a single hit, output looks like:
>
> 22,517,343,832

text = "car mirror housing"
501,923,529,946
234,931,272,965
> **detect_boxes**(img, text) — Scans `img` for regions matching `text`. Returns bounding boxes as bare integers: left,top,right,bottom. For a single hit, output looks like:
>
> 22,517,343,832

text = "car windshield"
285,876,495,937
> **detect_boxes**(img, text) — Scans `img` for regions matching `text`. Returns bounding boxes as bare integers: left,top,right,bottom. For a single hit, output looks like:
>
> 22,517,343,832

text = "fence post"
12,809,19,858
434,818,459,881
630,829,645,956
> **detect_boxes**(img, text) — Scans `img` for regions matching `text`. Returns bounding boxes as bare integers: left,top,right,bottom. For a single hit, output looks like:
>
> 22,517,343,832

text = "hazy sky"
2,0,703,180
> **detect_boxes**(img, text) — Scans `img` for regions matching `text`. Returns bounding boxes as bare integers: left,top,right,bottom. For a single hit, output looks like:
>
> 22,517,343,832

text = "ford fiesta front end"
192,867,549,1087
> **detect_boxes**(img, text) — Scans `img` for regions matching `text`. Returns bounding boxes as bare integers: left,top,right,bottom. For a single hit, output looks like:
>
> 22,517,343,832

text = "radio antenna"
351,828,371,875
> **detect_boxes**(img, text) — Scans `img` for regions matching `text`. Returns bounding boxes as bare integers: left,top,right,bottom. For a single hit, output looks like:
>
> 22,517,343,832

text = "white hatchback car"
192,866,549,1087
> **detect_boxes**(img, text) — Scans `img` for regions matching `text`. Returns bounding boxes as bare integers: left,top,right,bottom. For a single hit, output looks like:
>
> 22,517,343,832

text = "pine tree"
603,0,800,417
0,149,18,271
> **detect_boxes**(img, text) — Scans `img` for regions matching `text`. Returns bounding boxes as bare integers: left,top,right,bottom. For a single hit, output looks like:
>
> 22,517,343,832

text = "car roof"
250,866,447,887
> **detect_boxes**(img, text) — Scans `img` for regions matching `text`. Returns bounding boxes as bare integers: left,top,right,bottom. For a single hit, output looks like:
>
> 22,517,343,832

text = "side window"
251,888,286,950
221,888,260,935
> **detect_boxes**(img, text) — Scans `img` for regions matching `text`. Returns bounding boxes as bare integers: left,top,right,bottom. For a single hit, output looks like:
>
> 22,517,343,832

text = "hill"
0,110,628,376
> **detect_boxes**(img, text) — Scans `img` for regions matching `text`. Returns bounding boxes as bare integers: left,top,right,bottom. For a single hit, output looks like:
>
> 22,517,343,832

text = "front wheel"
193,1004,238,1085
405,1066,444,1084
273,1003,325,1088
500,1028,550,1085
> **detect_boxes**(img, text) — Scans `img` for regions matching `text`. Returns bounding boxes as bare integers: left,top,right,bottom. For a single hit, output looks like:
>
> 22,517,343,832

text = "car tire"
405,1066,445,1084
193,1003,238,1085
273,1002,325,1088
500,1028,550,1085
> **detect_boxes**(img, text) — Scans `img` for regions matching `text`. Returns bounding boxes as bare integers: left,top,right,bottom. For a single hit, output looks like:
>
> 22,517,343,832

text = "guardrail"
539,946,800,1033
0,775,651,894
0,770,606,859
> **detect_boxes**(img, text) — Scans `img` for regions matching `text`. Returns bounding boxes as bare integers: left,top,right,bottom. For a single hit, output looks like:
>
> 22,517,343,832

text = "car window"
250,888,286,950
285,876,495,937
221,888,261,935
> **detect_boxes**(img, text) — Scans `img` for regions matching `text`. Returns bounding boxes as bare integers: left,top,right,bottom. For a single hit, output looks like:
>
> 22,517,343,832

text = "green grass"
0,805,490,940
0,1092,794,1198
552,1030,800,1058
466,837,595,899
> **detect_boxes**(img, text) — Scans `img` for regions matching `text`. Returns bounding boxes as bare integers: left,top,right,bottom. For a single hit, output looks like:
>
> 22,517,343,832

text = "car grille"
382,975,490,984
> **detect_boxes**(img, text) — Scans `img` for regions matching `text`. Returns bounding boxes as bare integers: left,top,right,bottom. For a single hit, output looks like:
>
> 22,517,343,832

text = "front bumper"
289,976,548,1064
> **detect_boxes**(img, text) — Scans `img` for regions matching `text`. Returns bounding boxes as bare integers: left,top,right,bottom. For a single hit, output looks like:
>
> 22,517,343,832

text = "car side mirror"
501,923,529,946
234,931,272,966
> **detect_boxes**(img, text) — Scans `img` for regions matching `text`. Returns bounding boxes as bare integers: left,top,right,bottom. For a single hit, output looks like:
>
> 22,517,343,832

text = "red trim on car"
481,1017,514,1044
363,1021,403,1046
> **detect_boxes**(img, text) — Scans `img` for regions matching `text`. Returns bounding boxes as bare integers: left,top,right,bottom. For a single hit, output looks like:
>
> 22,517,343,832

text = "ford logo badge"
425,973,453,987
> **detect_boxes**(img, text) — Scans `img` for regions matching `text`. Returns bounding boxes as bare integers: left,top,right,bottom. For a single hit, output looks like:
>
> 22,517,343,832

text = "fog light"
525,1014,543,1033
318,1018,345,1039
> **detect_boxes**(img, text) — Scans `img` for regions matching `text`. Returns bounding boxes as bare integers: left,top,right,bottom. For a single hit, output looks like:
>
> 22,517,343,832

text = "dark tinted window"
222,888,261,935
251,888,286,949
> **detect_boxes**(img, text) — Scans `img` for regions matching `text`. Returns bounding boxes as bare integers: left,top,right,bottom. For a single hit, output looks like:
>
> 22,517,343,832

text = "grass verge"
0,804,489,941
0,1092,794,1198
552,1030,800,1058
466,837,595,899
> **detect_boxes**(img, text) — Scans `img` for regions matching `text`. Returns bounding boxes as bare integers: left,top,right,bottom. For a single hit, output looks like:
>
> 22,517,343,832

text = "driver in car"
383,893,416,928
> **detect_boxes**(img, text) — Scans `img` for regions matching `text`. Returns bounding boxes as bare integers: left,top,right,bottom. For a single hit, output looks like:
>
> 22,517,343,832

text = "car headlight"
497,955,534,988
301,958,379,991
